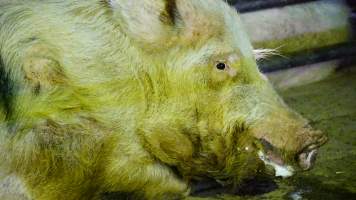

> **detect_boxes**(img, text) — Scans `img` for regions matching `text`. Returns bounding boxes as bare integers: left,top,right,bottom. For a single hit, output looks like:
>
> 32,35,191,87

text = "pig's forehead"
175,0,255,59
189,6,255,59
168,40,250,70
190,29,253,62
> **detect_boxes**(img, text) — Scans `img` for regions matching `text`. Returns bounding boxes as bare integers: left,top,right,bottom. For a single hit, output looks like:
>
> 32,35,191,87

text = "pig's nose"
297,134,328,170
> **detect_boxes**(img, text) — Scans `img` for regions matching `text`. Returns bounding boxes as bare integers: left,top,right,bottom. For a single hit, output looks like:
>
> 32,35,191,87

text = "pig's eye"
216,62,226,70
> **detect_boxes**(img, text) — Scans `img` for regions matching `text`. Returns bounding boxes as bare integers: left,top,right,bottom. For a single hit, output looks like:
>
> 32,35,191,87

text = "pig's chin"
257,151,295,178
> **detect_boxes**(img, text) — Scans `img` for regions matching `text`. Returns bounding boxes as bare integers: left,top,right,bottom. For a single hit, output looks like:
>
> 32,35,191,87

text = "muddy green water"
189,69,356,200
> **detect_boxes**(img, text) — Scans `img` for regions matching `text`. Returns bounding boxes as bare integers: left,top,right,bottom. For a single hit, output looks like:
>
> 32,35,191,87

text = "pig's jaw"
258,151,295,178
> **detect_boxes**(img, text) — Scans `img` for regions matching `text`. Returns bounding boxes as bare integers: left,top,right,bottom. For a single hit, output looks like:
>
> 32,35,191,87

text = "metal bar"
258,42,356,73
346,0,356,38
230,0,317,13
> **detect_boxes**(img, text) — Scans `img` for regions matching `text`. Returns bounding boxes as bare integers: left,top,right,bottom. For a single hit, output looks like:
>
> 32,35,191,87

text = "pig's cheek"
237,143,256,155
226,66,237,77
210,71,229,83
237,145,260,163
242,145,254,153
238,152,266,176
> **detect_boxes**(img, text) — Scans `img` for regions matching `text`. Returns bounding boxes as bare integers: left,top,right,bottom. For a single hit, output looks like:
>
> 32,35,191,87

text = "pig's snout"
297,133,328,171
256,129,328,177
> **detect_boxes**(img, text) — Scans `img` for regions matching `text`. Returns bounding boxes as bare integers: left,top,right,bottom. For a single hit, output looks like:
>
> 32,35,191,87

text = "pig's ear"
109,0,179,46
173,0,226,43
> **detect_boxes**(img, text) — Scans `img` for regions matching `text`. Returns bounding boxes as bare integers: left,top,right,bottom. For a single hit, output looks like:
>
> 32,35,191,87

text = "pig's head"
111,0,328,185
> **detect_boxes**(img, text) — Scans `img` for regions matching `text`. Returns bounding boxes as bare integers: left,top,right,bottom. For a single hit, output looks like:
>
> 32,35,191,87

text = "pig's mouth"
256,135,328,178
255,138,295,178
257,147,320,178
257,150,295,178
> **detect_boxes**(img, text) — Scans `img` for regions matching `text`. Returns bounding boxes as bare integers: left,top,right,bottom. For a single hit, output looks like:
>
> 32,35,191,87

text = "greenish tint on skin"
253,27,350,54
0,0,329,199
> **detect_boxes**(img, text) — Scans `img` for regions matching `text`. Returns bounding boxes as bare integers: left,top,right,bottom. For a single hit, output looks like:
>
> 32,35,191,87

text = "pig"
0,0,328,199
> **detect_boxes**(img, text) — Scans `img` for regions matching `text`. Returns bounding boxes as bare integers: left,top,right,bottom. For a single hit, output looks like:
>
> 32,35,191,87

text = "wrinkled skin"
0,0,327,199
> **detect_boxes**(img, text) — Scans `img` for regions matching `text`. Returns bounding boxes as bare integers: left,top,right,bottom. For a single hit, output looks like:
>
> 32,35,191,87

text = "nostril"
298,149,318,170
